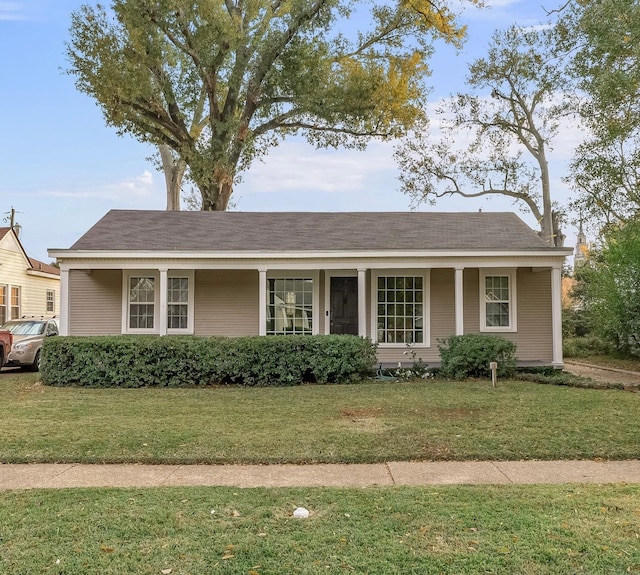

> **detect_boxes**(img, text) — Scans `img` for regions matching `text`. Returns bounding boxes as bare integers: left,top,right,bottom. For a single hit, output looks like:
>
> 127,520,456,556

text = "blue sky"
0,0,573,262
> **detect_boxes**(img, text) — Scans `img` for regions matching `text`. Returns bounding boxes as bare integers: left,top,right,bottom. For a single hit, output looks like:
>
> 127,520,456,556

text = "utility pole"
4,207,21,237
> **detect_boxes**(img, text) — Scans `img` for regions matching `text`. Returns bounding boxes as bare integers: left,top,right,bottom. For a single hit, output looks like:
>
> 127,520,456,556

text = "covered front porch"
57,260,565,368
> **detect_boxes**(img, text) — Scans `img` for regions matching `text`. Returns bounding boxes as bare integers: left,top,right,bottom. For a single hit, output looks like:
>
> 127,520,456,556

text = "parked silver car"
1,318,59,372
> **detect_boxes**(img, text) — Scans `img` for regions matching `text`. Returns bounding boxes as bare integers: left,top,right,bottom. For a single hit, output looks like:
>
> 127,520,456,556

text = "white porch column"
455,267,464,336
158,268,168,336
357,268,367,338
59,267,70,336
258,268,267,336
551,265,563,368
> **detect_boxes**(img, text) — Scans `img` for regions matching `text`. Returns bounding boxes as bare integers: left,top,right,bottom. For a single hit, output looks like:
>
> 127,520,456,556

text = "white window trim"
266,271,320,335
370,269,430,348
122,270,195,335
480,269,517,333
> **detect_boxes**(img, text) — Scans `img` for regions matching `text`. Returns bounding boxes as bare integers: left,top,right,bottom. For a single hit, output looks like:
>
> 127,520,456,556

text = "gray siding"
376,267,554,366
194,270,258,336
512,268,553,363
69,270,122,335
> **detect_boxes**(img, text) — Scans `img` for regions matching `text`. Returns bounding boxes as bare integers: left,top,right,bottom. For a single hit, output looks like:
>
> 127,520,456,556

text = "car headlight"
13,342,33,351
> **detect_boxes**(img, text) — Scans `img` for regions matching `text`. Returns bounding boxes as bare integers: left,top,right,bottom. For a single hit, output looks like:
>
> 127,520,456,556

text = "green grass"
2,371,640,463
2,484,640,574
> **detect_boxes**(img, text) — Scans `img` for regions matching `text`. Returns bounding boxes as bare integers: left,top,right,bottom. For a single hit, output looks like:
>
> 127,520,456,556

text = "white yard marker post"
489,362,498,388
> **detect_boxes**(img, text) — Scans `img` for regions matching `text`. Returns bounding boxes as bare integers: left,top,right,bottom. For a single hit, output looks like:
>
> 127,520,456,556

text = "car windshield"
1,321,46,336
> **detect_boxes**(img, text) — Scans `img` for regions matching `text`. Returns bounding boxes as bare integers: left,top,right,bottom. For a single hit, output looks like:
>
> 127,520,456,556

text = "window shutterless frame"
479,269,517,332
370,269,430,348
122,270,194,334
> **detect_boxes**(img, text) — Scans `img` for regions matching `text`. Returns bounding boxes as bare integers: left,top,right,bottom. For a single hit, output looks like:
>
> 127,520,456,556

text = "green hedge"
40,335,377,387
438,333,517,379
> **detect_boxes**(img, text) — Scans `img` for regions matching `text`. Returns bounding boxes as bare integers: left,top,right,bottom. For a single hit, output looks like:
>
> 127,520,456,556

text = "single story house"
49,210,572,368
1,226,60,324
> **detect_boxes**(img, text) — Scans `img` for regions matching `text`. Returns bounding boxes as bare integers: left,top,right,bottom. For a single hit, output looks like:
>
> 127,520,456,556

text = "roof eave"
49,248,573,260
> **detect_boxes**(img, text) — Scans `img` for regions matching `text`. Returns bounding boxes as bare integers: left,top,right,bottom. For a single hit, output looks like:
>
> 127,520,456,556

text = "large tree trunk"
538,148,560,246
200,170,234,211
159,144,186,211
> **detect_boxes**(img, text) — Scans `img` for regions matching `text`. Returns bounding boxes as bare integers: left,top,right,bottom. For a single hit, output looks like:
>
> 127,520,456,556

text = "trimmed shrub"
41,335,377,388
438,333,517,379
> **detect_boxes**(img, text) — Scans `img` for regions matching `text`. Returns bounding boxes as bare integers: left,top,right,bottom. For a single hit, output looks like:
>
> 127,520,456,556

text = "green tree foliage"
578,220,640,356
67,0,476,210
396,25,568,246
559,0,640,228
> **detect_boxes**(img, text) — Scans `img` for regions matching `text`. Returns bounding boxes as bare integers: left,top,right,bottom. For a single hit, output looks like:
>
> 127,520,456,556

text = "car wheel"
29,350,41,372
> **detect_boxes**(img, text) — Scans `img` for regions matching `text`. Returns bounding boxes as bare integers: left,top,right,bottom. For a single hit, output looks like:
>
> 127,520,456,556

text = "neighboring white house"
50,210,572,368
0,227,60,324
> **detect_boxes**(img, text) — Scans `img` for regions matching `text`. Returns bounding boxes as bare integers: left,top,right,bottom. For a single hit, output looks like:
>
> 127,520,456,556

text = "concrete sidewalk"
2,460,640,490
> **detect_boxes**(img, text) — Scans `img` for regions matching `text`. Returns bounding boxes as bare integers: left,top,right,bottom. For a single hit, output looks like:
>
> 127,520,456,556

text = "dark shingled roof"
69,210,555,252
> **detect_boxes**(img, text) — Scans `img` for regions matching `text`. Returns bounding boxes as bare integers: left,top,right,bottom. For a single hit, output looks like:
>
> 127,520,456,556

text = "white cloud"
40,170,157,201
0,1,25,21
242,140,397,194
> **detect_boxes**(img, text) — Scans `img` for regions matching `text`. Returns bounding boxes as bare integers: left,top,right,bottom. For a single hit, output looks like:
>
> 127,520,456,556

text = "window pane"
266,278,313,335
130,304,154,329
486,302,510,327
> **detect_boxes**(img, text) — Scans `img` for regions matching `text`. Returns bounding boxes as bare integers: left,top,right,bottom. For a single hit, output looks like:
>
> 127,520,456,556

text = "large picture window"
480,270,516,332
375,274,427,345
267,278,313,335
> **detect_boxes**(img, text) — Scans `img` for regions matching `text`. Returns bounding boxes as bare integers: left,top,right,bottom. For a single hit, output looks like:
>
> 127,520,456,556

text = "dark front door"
330,277,358,335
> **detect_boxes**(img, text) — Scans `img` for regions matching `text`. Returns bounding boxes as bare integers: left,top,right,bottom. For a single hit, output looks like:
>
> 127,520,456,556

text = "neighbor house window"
480,270,517,332
10,286,20,319
128,276,156,330
167,277,189,330
46,290,55,313
374,273,428,345
267,278,313,335
0,285,6,325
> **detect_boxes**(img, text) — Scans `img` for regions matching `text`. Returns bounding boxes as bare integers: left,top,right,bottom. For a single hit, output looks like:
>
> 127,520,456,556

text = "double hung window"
480,270,516,332
46,289,55,313
128,276,155,330
0,285,6,325
10,286,20,319
124,272,193,333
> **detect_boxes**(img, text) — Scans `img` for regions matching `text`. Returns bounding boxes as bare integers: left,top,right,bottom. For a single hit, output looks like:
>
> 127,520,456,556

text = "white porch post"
357,268,367,338
455,267,464,336
258,268,267,336
551,265,563,368
59,267,70,336
158,268,168,336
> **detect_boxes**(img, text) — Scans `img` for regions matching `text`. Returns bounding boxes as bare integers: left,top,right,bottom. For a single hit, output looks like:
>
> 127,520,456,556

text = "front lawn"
1,372,639,464
2,484,640,574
